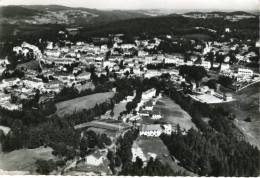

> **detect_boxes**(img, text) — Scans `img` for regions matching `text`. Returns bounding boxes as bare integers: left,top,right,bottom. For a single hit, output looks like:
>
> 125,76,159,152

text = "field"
55,92,115,117
0,147,55,175
222,82,260,149
183,33,212,40
132,137,195,176
155,96,197,131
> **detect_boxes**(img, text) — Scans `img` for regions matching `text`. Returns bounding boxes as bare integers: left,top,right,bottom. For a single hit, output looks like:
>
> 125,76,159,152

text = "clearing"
222,82,260,149
0,146,55,175
155,96,197,131
132,137,195,176
55,92,115,117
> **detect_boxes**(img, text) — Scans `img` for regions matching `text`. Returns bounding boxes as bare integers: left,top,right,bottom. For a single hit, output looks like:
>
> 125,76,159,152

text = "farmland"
0,147,55,175
155,96,197,131
222,82,260,149
55,92,115,117
132,137,195,176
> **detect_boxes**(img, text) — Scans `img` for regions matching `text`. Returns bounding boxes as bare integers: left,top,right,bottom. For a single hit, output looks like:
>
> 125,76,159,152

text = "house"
143,100,154,111
139,124,172,137
151,111,162,120
85,152,106,166
139,124,163,137
256,40,260,48
144,70,161,79
220,63,230,71
77,71,91,81
237,68,253,78
224,93,233,101
44,80,63,93
132,142,147,163
45,49,61,57
138,50,149,57
200,61,211,70
139,110,150,117
225,28,231,33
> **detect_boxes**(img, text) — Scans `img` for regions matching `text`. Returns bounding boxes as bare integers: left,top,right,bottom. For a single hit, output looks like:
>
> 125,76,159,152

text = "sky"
0,0,258,10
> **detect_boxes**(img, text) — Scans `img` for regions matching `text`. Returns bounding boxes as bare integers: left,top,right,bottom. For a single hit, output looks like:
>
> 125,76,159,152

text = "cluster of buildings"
183,12,256,22
0,29,258,112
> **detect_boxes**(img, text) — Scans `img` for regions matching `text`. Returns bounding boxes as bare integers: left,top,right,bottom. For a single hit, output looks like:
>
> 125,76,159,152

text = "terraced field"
55,92,115,117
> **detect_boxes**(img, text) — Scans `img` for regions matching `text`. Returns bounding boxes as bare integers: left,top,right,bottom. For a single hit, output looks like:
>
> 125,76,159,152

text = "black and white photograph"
0,0,259,176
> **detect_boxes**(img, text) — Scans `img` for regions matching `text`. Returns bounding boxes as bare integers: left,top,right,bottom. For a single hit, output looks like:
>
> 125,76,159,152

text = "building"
44,49,61,57
201,61,211,70
237,68,253,78
220,63,230,71
77,71,91,81
224,93,233,101
139,124,163,137
139,124,172,137
151,111,162,120
225,28,231,33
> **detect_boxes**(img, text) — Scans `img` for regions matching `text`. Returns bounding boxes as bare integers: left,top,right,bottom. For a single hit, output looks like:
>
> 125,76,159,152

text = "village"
0,25,259,175
0,31,259,111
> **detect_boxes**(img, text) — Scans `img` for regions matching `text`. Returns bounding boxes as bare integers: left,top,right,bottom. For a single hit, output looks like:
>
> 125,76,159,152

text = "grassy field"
55,92,115,117
133,137,195,176
0,147,55,175
221,82,260,149
183,33,212,40
155,96,197,131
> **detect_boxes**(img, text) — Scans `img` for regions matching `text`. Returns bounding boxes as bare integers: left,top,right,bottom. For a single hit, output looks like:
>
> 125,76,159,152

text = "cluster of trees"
124,90,142,114
146,63,175,70
179,65,208,85
218,75,235,90
106,129,138,174
35,159,65,175
162,82,260,176
161,127,260,176
79,131,112,158
120,157,187,176
106,128,187,176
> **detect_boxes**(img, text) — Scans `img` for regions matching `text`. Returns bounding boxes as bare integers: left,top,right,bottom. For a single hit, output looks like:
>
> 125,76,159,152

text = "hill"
185,11,254,16
0,6,42,18
77,13,257,38
22,5,150,25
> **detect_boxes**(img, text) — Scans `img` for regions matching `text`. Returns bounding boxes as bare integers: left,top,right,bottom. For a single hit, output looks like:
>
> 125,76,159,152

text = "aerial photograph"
0,0,259,176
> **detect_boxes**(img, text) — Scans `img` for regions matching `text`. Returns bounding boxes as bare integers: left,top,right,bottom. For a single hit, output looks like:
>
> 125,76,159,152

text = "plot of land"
155,96,197,131
55,92,115,117
183,33,212,40
0,147,55,175
222,82,260,149
132,137,195,176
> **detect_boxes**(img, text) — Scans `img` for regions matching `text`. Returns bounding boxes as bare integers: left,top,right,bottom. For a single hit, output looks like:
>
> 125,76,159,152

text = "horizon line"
0,4,258,12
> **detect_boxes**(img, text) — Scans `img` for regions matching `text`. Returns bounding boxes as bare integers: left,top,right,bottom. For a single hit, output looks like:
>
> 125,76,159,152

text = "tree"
85,130,97,149
79,137,88,158
35,159,56,175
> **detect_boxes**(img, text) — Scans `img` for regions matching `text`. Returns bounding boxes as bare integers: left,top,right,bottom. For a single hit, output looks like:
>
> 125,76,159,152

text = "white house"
77,71,91,81
220,63,230,71
139,124,172,137
200,61,211,70
151,111,162,120
45,49,61,57
237,68,253,78
139,124,163,137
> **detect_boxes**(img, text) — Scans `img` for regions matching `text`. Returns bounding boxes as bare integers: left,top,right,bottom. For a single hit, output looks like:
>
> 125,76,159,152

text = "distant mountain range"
0,5,149,25
0,5,256,26
184,11,255,16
